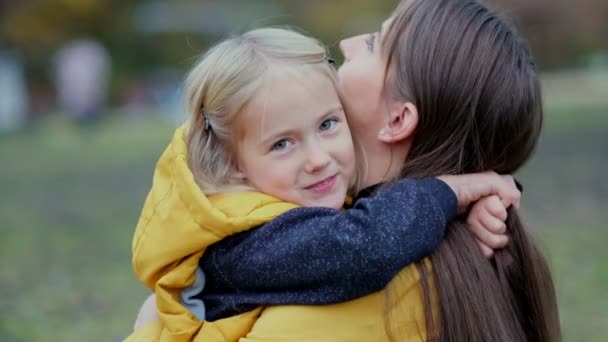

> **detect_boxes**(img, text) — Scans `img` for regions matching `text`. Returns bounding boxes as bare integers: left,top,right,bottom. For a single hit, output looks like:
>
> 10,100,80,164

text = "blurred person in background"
0,49,28,132
53,39,110,125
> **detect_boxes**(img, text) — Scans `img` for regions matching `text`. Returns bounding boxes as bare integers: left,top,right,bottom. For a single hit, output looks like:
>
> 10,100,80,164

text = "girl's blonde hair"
184,27,341,194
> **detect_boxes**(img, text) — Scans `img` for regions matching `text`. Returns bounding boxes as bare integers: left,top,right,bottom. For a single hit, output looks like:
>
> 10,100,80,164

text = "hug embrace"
127,0,560,341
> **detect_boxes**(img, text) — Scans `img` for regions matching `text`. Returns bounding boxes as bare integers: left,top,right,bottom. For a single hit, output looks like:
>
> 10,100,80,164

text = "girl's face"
235,69,356,209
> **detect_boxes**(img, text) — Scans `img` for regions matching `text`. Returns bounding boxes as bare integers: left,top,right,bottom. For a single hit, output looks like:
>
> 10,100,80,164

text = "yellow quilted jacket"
126,127,297,341
237,260,436,342
126,127,435,341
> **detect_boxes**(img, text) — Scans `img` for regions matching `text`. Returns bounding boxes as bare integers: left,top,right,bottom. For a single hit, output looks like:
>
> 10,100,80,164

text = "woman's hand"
133,293,159,331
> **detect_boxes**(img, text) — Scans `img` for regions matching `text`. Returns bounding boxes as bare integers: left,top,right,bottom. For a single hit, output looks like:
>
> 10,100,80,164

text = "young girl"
128,27,518,341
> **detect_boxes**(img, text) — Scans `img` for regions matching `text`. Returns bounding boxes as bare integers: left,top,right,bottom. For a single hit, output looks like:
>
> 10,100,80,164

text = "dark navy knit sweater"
195,177,457,321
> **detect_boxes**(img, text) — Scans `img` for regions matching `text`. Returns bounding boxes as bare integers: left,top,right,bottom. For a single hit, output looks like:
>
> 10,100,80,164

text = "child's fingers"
498,175,522,208
478,227,509,249
467,209,509,249
467,218,500,249
476,238,494,257
483,195,508,222
478,208,507,235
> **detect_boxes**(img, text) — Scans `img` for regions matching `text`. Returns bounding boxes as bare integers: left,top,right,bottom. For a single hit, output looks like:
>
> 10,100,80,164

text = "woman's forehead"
382,18,393,37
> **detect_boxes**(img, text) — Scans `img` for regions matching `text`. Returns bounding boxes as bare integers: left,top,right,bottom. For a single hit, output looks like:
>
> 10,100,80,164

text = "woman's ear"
377,101,419,143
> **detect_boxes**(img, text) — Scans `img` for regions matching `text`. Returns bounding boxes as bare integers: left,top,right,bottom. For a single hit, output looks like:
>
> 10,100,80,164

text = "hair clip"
514,178,523,193
201,107,212,131
326,56,336,65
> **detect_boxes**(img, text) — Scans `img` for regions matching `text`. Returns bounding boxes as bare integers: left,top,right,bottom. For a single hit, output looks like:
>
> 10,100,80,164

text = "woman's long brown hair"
381,0,560,341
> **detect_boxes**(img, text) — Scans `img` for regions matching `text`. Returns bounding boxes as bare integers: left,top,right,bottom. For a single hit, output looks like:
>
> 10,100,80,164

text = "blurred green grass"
0,116,173,341
0,99,606,341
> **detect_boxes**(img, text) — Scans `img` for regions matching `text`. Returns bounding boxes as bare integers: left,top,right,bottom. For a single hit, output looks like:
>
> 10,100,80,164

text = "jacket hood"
129,126,296,341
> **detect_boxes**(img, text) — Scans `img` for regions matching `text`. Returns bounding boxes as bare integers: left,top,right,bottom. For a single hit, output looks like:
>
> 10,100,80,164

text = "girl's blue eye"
320,118,338,131
271,139,292,151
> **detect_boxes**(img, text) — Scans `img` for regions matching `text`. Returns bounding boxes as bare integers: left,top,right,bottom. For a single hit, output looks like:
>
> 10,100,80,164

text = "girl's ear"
377,101,419,143
232,171,247,180
232,159,247,181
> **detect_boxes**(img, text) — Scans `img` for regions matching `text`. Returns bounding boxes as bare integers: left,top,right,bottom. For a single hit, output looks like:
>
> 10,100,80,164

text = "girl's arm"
199,178,439,320
200,174,518,320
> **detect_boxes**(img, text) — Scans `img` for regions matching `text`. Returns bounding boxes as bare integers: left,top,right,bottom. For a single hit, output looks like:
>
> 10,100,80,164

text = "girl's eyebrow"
316,106,345,124
322,106,344,118
260,107,343,145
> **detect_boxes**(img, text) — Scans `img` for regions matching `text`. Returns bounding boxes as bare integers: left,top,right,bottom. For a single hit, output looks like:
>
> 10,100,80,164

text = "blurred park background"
0,0,606,341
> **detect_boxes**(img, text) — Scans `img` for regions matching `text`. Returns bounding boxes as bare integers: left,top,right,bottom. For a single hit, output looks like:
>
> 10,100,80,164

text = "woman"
134,0,559,340
336,0,560,340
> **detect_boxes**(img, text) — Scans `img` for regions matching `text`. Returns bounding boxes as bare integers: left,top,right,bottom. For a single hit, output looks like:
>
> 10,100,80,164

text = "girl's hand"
466,195,511,256
437,172,520,212
437,171,520,257
133,293,159,331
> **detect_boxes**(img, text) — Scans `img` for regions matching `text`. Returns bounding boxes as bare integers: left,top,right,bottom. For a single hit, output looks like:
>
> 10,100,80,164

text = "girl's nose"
304,144,331,174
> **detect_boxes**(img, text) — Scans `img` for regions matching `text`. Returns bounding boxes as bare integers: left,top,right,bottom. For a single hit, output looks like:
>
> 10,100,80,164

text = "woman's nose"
339,36,356,62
